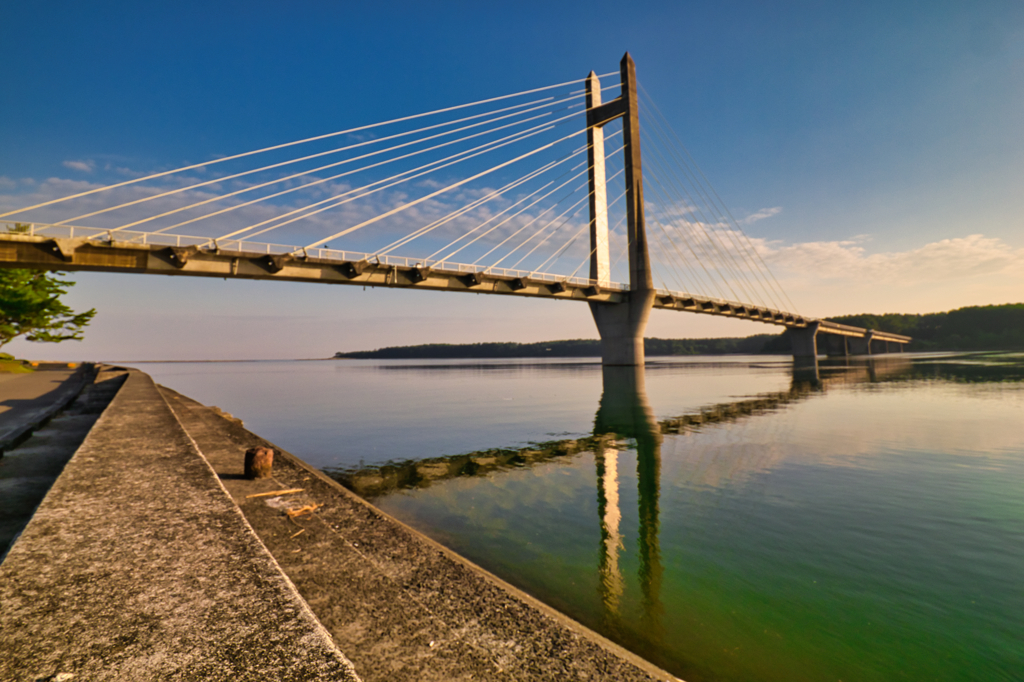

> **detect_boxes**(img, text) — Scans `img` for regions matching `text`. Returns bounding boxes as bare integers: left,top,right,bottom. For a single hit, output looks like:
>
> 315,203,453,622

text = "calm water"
140,353,1024,682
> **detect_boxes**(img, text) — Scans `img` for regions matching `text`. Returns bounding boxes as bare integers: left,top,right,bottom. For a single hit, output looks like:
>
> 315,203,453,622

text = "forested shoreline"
335,304,1024,358
824,304,1024,351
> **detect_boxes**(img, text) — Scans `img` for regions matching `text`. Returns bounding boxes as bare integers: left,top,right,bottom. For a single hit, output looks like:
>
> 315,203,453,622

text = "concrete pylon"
790,320,820,359
586,53,655,366
848,330,872,355
790,320,820,376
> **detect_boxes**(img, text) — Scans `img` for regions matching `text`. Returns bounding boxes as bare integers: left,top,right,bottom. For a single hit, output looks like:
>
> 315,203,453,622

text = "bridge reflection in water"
594,365,663,632
329,356,913,629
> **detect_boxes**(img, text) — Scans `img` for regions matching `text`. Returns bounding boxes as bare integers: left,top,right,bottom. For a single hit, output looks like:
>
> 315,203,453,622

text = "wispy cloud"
740,206,782,225
643,209,1024,314
748,233,1024,315
762,234,1024,283
62,159,95,173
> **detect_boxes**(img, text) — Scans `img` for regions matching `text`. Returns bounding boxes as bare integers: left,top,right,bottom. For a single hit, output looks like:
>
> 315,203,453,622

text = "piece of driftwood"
285,503,322,518
244,446,274,479
245,488,304,499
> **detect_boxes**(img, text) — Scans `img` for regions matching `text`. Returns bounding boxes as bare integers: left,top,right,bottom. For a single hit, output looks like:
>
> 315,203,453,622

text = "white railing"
7,222,631,292
5,223,835,324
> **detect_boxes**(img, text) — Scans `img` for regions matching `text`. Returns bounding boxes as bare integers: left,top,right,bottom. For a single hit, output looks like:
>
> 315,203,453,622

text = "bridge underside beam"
653,294,811,329
0,235,625,304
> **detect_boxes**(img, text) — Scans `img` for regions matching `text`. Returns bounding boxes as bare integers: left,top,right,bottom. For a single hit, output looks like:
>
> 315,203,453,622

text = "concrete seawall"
0,367,679,681
0,368,358,681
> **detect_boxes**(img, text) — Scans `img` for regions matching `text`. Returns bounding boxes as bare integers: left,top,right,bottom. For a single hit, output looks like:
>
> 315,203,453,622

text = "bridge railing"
5,222,629,292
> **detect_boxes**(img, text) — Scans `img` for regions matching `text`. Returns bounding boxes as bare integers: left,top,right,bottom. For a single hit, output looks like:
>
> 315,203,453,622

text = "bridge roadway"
0,226,911,353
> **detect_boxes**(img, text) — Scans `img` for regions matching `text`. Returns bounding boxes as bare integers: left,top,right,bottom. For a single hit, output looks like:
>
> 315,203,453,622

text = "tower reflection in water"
593,366,663,633
587,356,911,637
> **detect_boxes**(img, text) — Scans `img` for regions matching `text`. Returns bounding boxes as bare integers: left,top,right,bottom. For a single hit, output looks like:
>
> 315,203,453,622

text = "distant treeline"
825,303,1024,351
336,304,1024,359
336,334,782,359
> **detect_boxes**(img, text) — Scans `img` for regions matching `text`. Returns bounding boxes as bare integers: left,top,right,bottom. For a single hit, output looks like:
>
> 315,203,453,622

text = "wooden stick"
245,488,304,499
286,503,322,518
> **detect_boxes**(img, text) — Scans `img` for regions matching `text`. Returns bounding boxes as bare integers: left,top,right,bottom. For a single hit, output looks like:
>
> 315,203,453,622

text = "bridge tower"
586,53,655,366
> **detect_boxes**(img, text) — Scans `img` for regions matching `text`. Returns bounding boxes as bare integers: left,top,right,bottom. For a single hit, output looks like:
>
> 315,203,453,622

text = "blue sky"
2,1,1023,359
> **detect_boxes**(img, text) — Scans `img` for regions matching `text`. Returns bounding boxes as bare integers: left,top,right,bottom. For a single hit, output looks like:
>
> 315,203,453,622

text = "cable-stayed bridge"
0,53,908,364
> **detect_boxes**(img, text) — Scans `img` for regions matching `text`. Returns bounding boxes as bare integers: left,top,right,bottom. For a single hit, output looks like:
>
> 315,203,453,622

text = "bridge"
0,53,909,363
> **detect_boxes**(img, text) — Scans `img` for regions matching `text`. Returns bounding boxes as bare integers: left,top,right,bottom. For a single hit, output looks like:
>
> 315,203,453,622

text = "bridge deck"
0,227,910,345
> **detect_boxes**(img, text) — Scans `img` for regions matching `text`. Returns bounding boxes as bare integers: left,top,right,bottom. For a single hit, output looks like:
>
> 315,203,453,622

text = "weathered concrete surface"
0,366,89,454
160,386,679,682
0,367,127,557
0,370,359,681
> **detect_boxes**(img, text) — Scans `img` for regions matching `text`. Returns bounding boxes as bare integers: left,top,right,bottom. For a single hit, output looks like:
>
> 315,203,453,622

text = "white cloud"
62,160,95,173
750,233,1024,315
644,211,1024,315
740,206,782,225
763,234,1024,283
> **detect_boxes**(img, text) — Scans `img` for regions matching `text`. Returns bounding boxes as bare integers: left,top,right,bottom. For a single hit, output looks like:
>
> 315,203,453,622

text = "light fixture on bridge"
337,261,366,279
460,272,484,288
407,266,429,284
257,254,289,274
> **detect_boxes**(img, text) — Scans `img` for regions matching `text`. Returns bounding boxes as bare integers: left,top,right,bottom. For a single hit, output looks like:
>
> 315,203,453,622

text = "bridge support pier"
849,330,873,355
791,321,820,379
590,292,655,366
790,321,820,360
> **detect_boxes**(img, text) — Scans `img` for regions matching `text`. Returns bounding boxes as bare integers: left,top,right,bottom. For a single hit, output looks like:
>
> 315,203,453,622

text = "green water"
143,353,1024,681
369,356,1024,682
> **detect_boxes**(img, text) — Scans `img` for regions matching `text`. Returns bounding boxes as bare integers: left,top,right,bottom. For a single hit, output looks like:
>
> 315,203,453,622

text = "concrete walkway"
0,367,87,454
0,370,358,681
0,366,127,557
